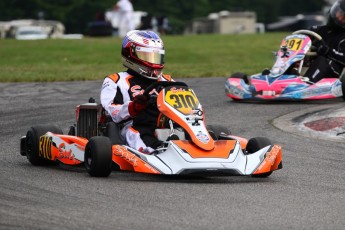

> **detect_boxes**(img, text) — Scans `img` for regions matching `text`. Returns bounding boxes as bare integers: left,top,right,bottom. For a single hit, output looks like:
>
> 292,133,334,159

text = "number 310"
169,94,197,109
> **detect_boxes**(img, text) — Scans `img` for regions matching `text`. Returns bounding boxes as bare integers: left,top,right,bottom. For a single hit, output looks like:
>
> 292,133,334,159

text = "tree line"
0,0,326,34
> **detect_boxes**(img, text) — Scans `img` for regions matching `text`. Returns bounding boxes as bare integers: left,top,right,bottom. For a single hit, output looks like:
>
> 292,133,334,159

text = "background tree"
0,0,327,34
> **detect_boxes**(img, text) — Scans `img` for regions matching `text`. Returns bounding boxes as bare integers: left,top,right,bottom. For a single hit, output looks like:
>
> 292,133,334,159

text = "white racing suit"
100,70,173,153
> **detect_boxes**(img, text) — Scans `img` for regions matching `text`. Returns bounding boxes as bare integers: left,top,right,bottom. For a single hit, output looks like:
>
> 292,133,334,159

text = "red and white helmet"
121,30,165,79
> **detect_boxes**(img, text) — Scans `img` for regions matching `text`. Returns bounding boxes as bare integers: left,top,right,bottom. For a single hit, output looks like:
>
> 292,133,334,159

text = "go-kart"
225,30,344,101
20,81,282,177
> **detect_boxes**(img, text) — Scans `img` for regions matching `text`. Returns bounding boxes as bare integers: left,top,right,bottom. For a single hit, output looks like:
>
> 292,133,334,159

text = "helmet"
121,30,165,80
328,0,345,28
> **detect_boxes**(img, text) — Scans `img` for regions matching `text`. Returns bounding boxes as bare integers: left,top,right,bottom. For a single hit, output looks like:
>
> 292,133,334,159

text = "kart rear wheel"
26,125,63,166
85,136,112,177
341,77,345,101
230,72,249,84
207,124,231,140
246,137,272,178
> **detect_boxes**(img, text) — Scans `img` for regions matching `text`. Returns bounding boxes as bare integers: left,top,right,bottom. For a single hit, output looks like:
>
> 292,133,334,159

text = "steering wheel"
142,81,188,106
143,81,188,98
292,30,323,56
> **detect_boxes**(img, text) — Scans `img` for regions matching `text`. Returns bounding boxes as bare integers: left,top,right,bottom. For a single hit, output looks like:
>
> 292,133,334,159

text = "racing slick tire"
25,125,63,166
85,136,112,177
230,72,249,84
207,124,231,140
246,137,273,178
341,77,345,101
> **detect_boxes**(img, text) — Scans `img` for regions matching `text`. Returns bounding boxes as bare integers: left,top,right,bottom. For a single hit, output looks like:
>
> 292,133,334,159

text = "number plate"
165,87,199,115
286,38,303,51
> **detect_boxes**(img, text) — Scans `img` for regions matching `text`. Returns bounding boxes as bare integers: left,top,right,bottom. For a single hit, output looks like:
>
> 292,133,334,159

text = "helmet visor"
134,47,165,65
330,1,345,28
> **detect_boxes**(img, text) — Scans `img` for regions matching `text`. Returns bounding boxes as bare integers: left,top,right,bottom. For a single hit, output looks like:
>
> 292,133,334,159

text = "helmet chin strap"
139,67,148,75
138,67,162,79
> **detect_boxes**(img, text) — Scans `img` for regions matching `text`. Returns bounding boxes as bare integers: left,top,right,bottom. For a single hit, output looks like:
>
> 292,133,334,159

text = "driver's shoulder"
160,74,173,81
310,25,328,35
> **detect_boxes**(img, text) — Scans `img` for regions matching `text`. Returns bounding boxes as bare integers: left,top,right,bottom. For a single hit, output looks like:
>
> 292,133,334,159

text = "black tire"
230,72,249,84
207,124,231,140
246,137,272,177
25,125,63,166
84,136,112,177
105,122,123,145
341,77,345,101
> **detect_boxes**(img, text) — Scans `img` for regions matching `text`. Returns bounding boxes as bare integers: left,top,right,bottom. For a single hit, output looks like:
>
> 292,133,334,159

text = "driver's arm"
310,26,345,66
100,76,132,123
327,39,345,66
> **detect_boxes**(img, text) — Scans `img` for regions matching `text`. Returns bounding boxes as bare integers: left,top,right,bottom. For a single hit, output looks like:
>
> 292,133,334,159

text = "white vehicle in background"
15,26,48,40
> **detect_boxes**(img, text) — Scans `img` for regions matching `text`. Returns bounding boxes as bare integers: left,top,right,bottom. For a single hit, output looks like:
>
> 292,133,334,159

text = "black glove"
314,40,330,56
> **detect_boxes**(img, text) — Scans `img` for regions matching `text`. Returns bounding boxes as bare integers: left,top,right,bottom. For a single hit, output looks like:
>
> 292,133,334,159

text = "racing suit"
304,25,345,83
100,69,173,153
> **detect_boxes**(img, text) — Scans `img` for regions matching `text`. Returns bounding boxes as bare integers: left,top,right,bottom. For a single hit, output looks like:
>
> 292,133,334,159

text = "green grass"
0,33,289,82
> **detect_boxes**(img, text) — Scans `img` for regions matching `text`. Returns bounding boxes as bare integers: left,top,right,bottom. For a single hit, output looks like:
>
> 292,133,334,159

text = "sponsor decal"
301,86,330,98
196,131,210,144
102,81,110,90
111,109,120,116
131,85,144,97
227,84,245,98
331,80,342,96
58,143,74,160
192,109,203,116
256,145,280,172
170,87,185,93
131,85,159,98
262,90,276,96
142,38,149,45
266,146,279,166
113,146,138,166
39,135,52,160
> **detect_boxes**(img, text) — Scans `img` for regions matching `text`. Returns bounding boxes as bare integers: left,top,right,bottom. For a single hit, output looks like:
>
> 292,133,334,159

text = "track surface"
1,78,344,229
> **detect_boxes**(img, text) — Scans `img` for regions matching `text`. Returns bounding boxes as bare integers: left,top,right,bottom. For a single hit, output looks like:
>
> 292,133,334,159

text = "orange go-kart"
20,81,282,177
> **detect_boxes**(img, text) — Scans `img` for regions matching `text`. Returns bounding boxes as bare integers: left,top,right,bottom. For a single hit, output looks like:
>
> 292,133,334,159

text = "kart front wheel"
230,72,249,84
207,124,231,140
85,136,112,177
246,137,273,178
25,125,63,166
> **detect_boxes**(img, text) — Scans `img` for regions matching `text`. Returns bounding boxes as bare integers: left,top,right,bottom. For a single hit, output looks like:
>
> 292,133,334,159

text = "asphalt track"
0,77,344,230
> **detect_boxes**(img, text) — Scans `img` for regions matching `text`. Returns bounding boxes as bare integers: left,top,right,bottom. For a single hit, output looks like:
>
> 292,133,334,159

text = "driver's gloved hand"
314,40,330,56
128,94,148,117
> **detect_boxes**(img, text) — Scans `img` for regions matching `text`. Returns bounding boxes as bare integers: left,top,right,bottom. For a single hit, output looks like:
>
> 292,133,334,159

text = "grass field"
0,32,288,82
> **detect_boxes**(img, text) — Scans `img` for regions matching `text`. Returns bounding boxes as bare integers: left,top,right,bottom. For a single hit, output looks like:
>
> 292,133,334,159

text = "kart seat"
155,128,185,142
105,122,124,145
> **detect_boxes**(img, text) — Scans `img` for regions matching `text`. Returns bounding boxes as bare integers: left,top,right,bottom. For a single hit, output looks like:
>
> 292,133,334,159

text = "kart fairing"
226,74,342,100
225,32,343,101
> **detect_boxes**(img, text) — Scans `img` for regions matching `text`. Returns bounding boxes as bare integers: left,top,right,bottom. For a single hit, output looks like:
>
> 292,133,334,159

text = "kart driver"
100,30,173,154
304,0,345,83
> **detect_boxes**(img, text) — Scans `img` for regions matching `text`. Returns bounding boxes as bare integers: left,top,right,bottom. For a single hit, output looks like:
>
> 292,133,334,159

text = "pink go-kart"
225,30,344,101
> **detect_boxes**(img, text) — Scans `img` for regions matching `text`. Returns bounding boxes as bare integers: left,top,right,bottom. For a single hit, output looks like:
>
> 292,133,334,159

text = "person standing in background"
114,0,134,37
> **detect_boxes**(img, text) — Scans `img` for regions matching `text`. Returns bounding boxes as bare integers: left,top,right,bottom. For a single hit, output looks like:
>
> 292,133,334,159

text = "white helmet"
121,30,165,79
